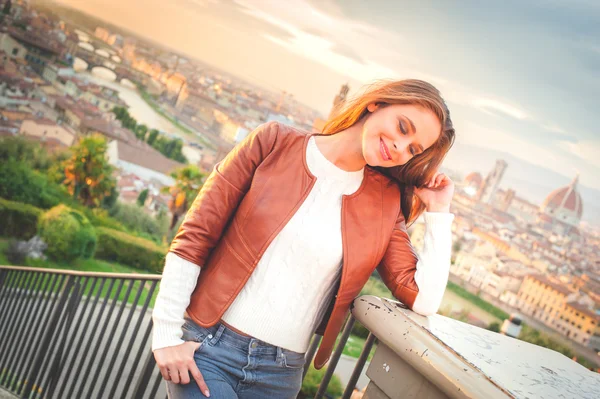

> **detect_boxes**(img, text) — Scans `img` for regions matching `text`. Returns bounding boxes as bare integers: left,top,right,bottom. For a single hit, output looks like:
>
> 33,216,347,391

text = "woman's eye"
409,147,415,156
399,121,407,135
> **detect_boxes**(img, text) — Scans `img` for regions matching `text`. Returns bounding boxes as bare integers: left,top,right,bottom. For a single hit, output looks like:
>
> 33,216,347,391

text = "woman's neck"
314,120,367,172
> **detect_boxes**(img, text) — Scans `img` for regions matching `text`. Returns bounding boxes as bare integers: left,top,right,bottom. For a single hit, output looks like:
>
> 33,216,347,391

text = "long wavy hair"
322,79,455,226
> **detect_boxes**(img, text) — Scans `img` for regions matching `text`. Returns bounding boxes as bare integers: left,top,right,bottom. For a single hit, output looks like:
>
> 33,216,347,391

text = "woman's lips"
380,138,392,161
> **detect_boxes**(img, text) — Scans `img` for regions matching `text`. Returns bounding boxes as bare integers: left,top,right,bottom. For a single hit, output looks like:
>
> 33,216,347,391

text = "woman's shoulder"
254,121,312,149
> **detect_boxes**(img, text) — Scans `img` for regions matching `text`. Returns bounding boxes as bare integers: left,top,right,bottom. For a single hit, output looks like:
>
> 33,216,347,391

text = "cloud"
559,139,600,168
470,97,529,120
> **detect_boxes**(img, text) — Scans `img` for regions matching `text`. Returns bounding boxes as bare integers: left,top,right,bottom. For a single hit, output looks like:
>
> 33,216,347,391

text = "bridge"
72,46,148,85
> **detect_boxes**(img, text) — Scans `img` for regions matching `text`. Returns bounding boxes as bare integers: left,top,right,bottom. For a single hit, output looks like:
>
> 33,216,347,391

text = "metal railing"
0,265,374,399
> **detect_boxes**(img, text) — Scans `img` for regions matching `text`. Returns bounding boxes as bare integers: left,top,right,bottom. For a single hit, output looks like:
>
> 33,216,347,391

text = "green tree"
137,189,149,206
38,205,97,263
147,129,160,145
61,135,117,208
487,322,501,332
135,124,148,141
162,165,206,229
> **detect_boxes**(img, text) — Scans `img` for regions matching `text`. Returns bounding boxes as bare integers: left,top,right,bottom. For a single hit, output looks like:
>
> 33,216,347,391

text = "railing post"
314,315,356,399
45,277,84,398
303,334,322,379
131,350,158,399
21,274,74,399
341,332,376,399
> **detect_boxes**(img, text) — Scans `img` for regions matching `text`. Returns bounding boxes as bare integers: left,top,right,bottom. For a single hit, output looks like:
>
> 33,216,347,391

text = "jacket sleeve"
376,210,454,316
169,121,280,267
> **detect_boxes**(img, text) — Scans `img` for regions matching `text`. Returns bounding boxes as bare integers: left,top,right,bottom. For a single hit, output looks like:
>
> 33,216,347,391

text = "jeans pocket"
282,350,306,370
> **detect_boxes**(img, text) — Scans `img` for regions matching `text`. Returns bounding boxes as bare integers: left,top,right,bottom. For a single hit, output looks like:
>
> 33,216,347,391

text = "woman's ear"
367,102,379,113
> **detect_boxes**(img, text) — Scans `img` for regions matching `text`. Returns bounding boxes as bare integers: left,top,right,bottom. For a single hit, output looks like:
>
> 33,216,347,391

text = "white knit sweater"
151,137,455,352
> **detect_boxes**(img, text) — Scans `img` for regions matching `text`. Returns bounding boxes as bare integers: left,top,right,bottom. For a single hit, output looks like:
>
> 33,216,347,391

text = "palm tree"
162,165,207,230
62,135,116,207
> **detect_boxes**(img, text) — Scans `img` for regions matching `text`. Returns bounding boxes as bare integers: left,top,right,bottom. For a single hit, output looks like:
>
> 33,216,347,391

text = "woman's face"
361,103,442,167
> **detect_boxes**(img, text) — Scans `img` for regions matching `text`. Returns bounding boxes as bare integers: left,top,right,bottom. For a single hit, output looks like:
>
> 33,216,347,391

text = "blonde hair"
322,79,455,226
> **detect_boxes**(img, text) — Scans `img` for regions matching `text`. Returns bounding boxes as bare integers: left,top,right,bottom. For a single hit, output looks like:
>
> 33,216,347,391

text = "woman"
152,79,456,398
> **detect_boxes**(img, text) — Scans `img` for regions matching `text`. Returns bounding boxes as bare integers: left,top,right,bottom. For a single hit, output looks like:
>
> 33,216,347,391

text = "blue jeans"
165,317,306,398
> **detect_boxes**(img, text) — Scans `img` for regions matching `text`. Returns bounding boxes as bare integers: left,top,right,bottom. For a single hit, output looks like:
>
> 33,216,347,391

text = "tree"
62,135,117,208
1,0,11,20
137,189,149,206
162,165,206,230
147,129,160,146
487,322,501,333
135,124,148,141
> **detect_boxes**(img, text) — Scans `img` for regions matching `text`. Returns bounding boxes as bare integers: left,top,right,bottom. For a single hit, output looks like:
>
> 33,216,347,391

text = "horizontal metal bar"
0,265,162,280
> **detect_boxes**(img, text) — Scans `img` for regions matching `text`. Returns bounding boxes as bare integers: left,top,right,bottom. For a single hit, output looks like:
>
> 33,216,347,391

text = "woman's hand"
414,171,454,212
154,342,211,397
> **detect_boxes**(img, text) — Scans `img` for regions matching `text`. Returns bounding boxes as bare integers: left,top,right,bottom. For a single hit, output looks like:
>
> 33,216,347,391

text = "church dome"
540,174,583,226
464,172,483,187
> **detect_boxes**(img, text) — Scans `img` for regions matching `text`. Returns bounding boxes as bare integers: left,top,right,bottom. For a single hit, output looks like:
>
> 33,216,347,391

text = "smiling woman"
152,78,457,399
322,78,456,223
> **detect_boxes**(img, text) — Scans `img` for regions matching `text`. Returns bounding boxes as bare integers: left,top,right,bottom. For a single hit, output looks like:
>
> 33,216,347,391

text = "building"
329,83,350,119
8,29,63,74
41,63,74,85
476,159,508,204
554,301,600,348
537,174,583,238
462,172,483,197
80,86,127,112
0,32,28,60
107,140,183,186
497,188,515,212
517,274,576,328
514,274,600,348
19,119,76,147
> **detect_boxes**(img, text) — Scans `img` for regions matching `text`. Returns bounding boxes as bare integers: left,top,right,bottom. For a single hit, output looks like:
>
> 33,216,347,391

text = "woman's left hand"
414,171,454,212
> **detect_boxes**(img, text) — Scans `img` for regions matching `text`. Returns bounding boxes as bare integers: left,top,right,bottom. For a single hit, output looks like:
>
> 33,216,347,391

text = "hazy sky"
54,0,600,222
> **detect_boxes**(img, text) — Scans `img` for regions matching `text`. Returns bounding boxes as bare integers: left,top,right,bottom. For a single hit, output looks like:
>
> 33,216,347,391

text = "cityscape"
1,0,599,396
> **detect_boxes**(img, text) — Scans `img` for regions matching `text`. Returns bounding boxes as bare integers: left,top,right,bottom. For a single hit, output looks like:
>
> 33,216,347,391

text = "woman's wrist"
425,203,450,213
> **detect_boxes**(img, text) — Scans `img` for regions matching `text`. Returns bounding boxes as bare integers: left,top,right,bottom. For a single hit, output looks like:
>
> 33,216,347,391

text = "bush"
95,227,166,273
351,321,371,339
301,364,343,398
38,205,97,263
82,207,127,231
446,281,510,320
0,160,67,209
0,198,42,239
108,202,169,243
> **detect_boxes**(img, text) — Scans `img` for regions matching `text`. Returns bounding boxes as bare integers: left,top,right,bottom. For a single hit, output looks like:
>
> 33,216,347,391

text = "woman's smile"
380,138,392,161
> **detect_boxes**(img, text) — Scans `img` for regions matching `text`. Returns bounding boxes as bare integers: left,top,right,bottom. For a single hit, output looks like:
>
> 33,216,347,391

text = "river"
72,58,194,143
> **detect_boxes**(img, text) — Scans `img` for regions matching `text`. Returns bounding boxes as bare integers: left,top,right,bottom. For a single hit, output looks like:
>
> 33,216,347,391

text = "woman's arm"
152,121,280,351
169,121,280,267
152,252,200,350
376,210,455,316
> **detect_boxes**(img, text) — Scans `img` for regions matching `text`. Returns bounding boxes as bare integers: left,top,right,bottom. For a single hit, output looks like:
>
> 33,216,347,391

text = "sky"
53,0,600,225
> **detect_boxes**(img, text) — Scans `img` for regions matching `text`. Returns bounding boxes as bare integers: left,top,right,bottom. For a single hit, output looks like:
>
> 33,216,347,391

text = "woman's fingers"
159,366,171,381
435,173,446,187
189,362,211,397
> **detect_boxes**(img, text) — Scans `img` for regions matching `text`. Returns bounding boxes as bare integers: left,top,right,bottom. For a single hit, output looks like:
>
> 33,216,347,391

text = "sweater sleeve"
151,252,201,352
377,211,454,316
411,211,455,315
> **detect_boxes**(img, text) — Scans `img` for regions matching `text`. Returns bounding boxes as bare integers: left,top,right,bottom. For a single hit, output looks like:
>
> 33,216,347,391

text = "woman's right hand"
154,342,211,397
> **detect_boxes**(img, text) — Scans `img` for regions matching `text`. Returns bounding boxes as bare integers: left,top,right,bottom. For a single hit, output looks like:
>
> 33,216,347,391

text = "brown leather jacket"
170,121,421,369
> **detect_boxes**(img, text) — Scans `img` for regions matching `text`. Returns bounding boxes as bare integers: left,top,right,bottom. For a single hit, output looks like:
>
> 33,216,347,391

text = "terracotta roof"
541,175,583,219
464,172,483,187
527,274,575,296
114,140,183,176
